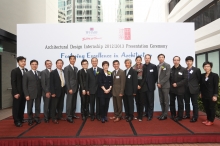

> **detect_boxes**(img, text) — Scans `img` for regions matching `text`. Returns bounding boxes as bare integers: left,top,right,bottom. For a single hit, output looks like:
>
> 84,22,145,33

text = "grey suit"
23,70,42,121
64,65,78,118
157,62,170,117
41,69,51,120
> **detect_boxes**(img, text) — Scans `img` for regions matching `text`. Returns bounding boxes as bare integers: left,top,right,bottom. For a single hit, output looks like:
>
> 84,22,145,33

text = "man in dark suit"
78,59,89,120
23,60,42,126
157,54,170,120
64,55,79,123
123,59,138,122
183,56,201,122
87,57,102,121
41,60,52,123
11,56,28,127
50,59,66,124
170,56,187,122
141,54,158,121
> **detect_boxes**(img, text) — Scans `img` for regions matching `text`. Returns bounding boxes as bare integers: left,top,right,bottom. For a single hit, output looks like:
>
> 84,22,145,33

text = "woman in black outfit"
98,61,113,123
200,61,218,126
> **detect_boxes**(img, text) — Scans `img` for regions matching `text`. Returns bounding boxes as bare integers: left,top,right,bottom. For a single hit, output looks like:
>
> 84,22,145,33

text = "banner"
17,23,194,113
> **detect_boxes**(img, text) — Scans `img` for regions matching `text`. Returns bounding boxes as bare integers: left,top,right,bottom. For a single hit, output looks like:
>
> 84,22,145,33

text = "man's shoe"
82,116,86,121
157,114,163,119
159,116,167,120
110,116,116,120
73,115,79,119
104,116,108,122
96,116,101,121
101,118,105,123
183,115,190,119
91,116,95,121
52,119,59,124
205,121,214,126
67,118,73,123
44,119,49,123
174,117,182,122
15,122,23,127
126,117,133,122
114,118,120,122
147,117,152,121
28,121,33,126
190,118,197,123
35,119,41,124
202,120,209,124
21,119,26,123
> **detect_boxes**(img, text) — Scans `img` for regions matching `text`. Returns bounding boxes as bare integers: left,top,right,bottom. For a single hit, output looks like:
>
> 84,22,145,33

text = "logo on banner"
86,28,98,35
119,28,131,40
83,27,102,41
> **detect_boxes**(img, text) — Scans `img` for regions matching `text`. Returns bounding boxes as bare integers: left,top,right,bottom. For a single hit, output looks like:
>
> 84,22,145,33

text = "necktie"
22,69,25,75
94,68,96,76
126,69,129,76
114,70,116,77
85,69,87,73
158,66,162,83
60,70,64,87
34,71,38,80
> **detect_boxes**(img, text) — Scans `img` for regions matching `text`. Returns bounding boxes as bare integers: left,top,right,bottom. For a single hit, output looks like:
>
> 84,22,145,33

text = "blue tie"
94,68,96,76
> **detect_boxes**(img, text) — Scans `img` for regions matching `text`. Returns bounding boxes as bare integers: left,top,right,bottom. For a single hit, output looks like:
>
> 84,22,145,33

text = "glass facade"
169,0,180,13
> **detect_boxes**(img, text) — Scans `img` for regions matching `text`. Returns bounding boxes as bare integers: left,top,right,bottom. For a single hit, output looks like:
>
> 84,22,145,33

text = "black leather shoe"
44,119,49,123
91,116,95,121
147,117,152,121
126,117,133,122
157,115,163,119
96,116,101,121
104,116,108,122
183,115,190,119
28,121,33,126
190,118,197,123
73,115,79,119
67,118,73,123
101,118,105,123
35,119,41,124
159,116,167,120
174,117,182,122
15,122,23,127
123,116,129,120
21,119,26,123
82,116,86,121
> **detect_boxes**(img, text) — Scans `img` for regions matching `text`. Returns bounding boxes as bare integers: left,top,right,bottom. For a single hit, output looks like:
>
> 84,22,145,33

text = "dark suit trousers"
51,87,65,120
12,94,26,123
113,96,123,118
90,94,100,117
170,93,184,118
202,98,216,122
143,91,154,118
135,90,144,119
66,91,77,118
100,97,110,118
184,87,198,118
27,95,41,121
43,96,51,120
79,91,89,116
158,88,170,117
123,94,134,118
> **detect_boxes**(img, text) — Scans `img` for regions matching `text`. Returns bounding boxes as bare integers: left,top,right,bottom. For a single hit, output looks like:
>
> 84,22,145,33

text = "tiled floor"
0,107,12,120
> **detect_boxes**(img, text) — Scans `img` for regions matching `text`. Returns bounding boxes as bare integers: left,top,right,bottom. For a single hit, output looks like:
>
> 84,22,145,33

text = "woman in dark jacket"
98,61,113,123
200,61,218,126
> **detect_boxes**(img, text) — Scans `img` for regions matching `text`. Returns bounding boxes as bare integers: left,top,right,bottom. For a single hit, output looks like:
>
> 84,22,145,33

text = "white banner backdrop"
17,23,194,113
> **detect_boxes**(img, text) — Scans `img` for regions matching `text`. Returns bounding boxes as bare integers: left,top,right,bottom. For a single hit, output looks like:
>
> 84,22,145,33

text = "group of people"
11,54,218,127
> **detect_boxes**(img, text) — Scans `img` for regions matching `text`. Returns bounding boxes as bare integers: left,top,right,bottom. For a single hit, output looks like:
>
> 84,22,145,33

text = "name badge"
128,75,131,78
116,76,120,79
150,69,153,72
163,68,166,70
190,70,193,74
178,72,182,75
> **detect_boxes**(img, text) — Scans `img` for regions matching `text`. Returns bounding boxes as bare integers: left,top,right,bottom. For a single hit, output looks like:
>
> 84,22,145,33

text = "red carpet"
0,112,220,145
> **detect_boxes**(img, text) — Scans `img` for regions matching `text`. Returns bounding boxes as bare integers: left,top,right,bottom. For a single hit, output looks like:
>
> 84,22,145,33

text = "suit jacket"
50,69,66,97
141,63,158,92
170,65,187,95
78,68,88,91
11,67,28,96
186,66,201,94
97,70,113,98
87,67,103,94
23,70,42,99
112,69,126,96
64,65,78,93
157,62,170,89
200,72,219,99
41,69,50,96
124,68,138,96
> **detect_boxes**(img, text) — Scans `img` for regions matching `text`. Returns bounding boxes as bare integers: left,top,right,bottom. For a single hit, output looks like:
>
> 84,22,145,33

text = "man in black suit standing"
87,57,102,121
183,56,201,122
123,59,138,122
170,56,187,122
50,59,66,124
11,56,28,127
78,59,89,120
41,60,52,123
23,60,42,126
141,54,158,121
64,55,79,123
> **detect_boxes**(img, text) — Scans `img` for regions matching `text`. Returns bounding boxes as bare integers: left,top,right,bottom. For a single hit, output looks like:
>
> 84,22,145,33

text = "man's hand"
46,92,51,98
14,94,20,99
137,85,141,89
26,96,30,100
172,83,177,87
213,96,217,101
87,91,90,95
82,90,86,95
119,93,123,97
69,89,73,94
133,93,136,96
157,84,161,88
199,94,202,98
51,94,56,98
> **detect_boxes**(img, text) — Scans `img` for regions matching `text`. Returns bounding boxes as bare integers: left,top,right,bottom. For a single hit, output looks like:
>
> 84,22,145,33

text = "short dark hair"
102,61,109,67
113,60,120,64
16,56,26,63
157,54,165,58
173,56,181,61
81,59,88,65
203,61,213,68
91,57,98,62
69,55,76,60
30,59,38,65
135,56,142,60
56,59,64,64
45,60,51,65
185,56,194,62
144,54,151,59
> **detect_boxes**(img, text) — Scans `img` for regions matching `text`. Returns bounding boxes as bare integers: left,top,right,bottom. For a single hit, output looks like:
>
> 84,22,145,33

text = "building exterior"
74,0,103,23
117,0,133,22
58,0,74,23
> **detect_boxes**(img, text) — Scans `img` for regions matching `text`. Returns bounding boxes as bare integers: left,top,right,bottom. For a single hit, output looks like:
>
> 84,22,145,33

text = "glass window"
218,0,220,18
77,0,82,3
77,10,82,15
86,10,92,15
197,54,206,74
67,0,71,5
208,51,219,75
67,10,72,15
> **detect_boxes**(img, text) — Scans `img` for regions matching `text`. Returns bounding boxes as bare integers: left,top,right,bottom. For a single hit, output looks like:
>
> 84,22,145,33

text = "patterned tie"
94,68,96,76
60,70,64,87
